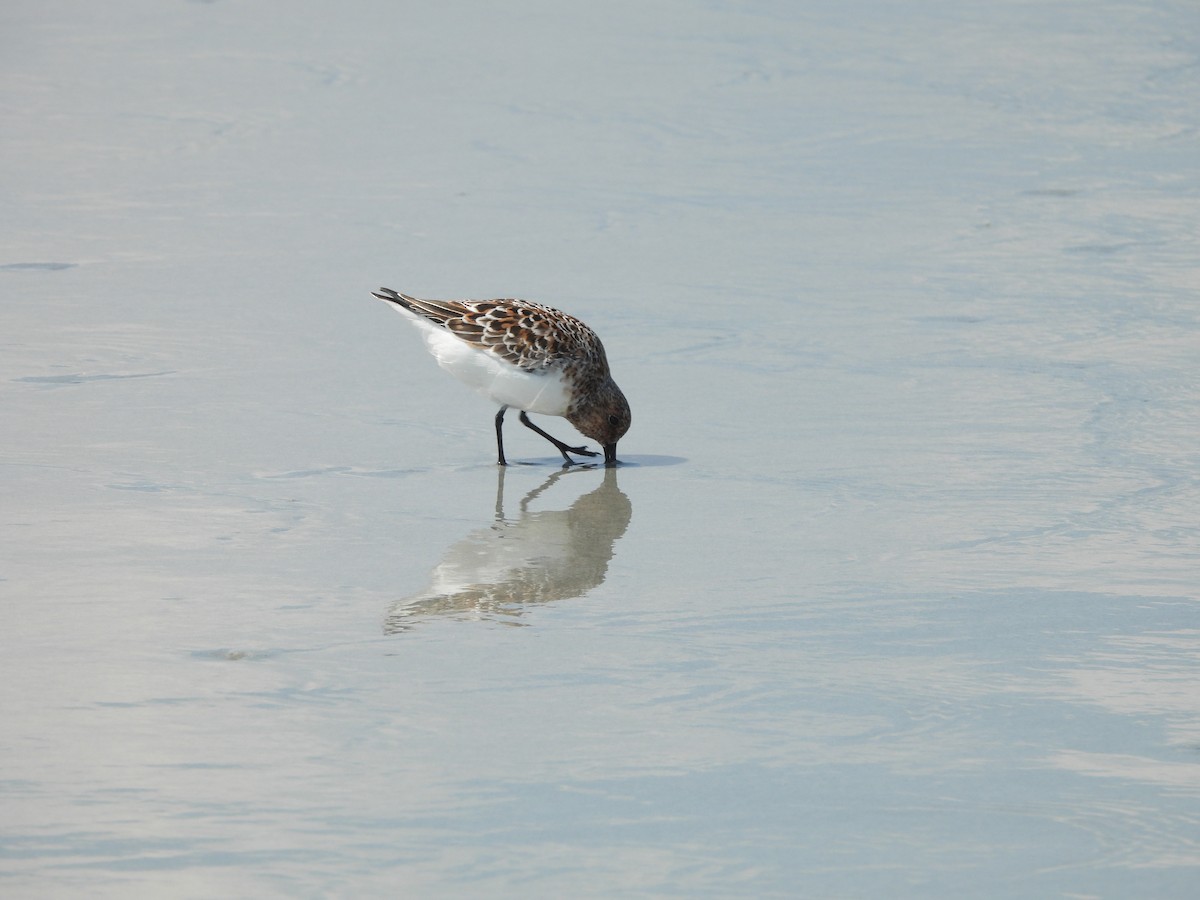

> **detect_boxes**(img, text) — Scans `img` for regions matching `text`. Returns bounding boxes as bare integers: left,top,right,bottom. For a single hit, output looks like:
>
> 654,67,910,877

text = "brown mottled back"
387,293,609,375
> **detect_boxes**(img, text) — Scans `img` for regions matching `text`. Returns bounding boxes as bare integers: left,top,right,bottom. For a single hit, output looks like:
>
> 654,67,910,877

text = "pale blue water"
3,1,1199,897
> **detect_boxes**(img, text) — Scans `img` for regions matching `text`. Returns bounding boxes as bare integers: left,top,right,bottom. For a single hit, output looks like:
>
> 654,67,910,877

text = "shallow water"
4,0,1200,896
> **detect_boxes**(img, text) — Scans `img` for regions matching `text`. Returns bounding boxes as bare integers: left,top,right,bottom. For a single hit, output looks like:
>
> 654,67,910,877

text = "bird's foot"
557,445,600,467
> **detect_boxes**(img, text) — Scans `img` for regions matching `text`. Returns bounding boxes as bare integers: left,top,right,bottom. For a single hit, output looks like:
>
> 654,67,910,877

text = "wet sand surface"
3,1,1200,896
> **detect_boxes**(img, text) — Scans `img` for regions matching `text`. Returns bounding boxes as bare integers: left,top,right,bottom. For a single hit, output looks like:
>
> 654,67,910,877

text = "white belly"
409,316,571,416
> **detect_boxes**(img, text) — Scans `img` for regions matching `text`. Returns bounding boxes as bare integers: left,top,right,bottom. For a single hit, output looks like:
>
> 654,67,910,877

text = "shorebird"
373,288,630,465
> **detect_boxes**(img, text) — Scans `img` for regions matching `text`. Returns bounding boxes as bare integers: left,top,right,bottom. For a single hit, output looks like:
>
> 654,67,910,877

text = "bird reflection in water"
384,467,632,633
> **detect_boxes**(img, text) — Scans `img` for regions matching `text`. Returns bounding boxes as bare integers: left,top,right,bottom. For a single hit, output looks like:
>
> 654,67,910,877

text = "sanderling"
373,287,631,466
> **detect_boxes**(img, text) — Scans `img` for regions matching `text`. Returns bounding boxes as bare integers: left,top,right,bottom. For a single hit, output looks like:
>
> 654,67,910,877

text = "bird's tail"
372,286,418,308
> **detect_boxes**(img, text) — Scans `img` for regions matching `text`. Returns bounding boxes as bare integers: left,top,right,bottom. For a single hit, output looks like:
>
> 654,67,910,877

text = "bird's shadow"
509,454,686,469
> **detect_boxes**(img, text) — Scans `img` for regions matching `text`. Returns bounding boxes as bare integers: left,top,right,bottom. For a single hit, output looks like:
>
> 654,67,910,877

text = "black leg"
518,411,599,463
495,406,508,466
